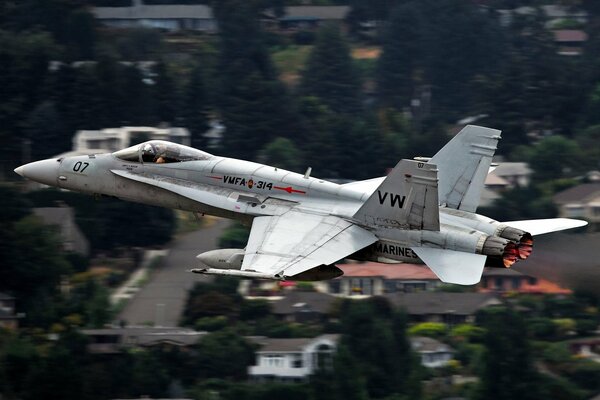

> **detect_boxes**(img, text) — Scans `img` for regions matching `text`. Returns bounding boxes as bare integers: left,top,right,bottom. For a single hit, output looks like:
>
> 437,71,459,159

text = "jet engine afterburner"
482,226,533,268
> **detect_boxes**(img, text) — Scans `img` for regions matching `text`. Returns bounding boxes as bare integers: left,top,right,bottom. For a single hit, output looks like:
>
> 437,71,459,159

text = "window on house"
292,354,303,368
494,278,503,290
329,280,341,294
512,277,520,290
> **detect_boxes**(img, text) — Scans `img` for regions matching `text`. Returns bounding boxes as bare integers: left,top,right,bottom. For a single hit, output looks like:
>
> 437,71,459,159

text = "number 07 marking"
73,161,89,173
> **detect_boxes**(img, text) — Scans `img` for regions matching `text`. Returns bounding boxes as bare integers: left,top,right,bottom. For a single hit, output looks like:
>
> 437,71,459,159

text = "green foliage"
449,324,486,342
564,359,600,392
300,23,361,115
529,136,584,182
408,322,448,338
475,307,543,400
528,317,558,340
195,316,229,332
337,299,422,399
218,222,250,248
195,329,256,380
258,137,304,172
542,342,572,364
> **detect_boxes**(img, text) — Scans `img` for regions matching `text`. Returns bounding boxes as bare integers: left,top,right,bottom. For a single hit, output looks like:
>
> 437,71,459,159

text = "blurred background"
1,0,600,399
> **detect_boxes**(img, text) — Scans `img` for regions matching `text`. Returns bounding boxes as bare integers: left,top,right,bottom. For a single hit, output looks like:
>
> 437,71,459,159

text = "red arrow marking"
274,186,306,194
206,176,222,180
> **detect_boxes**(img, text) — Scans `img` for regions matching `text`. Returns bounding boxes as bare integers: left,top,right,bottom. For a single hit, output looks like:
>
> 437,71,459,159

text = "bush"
408,322,448,338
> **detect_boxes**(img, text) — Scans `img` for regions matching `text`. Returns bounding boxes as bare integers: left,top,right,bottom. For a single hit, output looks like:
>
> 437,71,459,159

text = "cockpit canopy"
113,140,213,164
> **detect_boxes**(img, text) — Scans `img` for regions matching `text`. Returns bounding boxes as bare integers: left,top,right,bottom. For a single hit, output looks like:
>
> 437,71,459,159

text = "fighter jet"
15,125,587,284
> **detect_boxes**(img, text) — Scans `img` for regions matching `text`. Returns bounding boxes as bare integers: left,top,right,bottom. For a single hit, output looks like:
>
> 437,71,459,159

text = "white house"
248,334,338,382
410,336,455,368
72,126,190,154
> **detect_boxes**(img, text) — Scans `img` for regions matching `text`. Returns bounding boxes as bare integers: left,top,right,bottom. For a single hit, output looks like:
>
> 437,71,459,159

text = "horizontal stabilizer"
411,247,486,285
502,218,588,236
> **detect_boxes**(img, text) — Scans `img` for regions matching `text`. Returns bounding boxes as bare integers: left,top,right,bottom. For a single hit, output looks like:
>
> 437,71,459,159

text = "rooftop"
338,262,438,280
385,292,502,315
252,334,339,353
272,291,337,315
553,183,600,203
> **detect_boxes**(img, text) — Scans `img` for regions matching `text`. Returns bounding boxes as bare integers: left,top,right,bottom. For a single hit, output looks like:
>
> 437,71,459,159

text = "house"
498,5,588,28
554,30,588,56
566,337,600,363
248,334,338,382
277,6,350,31
33,206,90,256
81,326,205,354
478,268,572,295
321,262,441,297
271,291,337,323
553,183,600,227
480,162,532,207
385,292,503,324
93,0,217,32
410,336,454,368
0,293,23,330
94,2,349,33
72,126,190,155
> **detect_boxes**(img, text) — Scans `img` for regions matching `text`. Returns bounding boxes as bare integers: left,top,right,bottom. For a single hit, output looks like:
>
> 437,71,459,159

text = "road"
117,218,229,327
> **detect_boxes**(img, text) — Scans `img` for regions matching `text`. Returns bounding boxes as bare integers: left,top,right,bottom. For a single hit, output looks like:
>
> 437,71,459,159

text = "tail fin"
429,125,501,213
353,159,439,230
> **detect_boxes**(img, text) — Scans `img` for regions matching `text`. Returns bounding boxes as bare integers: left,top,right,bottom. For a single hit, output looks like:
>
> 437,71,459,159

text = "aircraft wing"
242,209,378,278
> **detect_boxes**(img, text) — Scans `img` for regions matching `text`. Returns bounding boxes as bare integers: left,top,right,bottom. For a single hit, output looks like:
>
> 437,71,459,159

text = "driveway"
117,218,229,327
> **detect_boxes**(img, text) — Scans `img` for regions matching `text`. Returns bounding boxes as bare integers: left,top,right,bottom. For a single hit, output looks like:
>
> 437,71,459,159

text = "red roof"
554,30,588,42
338,263,438,280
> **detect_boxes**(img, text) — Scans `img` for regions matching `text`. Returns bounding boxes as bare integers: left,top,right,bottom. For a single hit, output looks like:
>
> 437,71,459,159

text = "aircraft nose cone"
14,159,60,186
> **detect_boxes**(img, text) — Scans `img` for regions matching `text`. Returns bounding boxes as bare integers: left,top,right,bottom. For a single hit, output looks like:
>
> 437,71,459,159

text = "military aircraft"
15,125,587,284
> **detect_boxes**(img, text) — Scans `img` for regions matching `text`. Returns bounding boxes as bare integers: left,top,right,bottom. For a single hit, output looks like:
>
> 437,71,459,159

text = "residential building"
72,126,190,154
94,2,349,33
553,183,600,227
33,206,90,256
498,5,588,28
272,291,337,323
480,161,532,207
276,6,350,31
478,269,572,295
554,29,588,56
0,293,22,330
385,292,503,324
81,326,205,354
410,336,455,368
93,0,216,32
567,337,600,363
248,334,338,382
322,263,441,297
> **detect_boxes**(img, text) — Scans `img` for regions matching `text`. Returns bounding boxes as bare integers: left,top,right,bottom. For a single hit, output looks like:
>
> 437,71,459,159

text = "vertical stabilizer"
354,159,439,230
429,125,501,212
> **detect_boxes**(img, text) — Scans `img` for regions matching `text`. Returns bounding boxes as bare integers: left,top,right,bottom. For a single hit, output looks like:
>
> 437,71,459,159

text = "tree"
299,24,362,115
377,1,423,108
213,0,301,160
182,60,210,148
258,137,303,172
153,61,178,124
475,307,543,400
195,329,256,380
337,299,421,398
24,101,68,159
529,136,583,182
